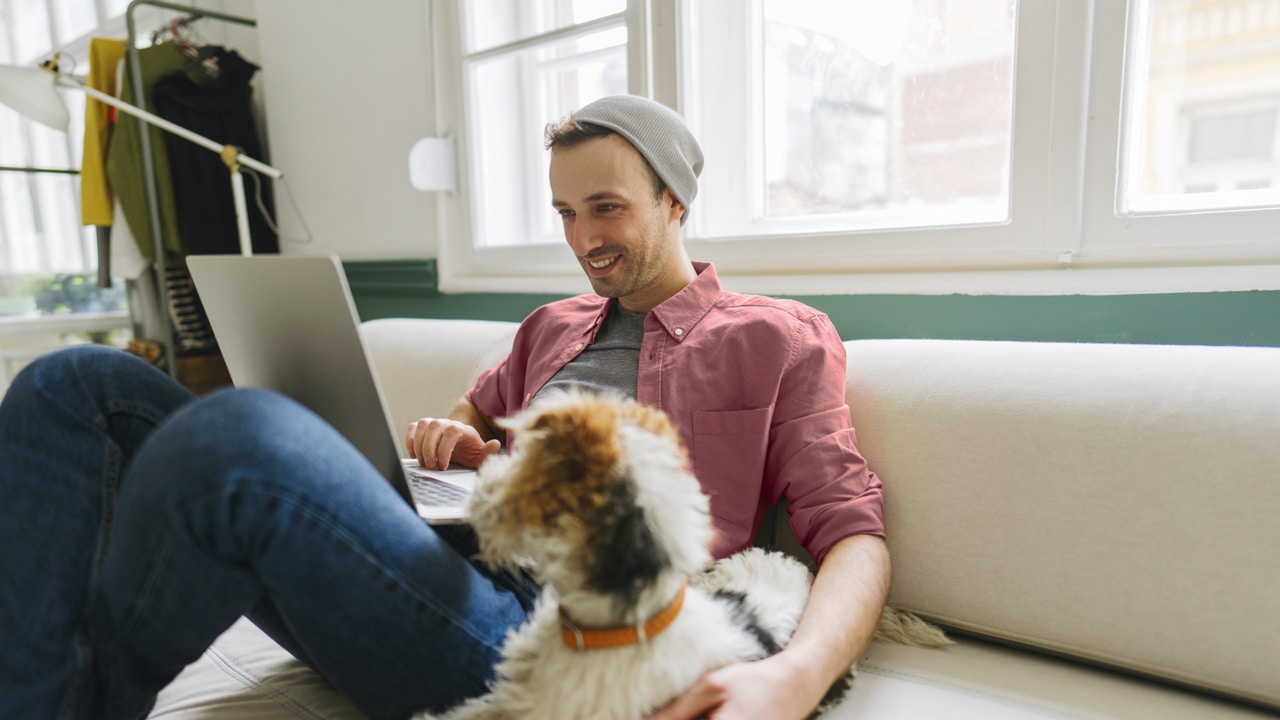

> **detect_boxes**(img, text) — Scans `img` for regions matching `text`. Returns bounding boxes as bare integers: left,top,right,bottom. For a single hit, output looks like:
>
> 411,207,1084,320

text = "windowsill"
0,310,131,337
0,311,132,392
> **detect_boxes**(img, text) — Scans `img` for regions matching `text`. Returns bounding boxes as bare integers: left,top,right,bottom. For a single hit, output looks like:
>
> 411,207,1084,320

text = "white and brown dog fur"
419,389,946,720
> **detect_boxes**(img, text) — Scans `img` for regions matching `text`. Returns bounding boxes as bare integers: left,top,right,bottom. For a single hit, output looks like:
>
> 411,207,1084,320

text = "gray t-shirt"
536,302,645,400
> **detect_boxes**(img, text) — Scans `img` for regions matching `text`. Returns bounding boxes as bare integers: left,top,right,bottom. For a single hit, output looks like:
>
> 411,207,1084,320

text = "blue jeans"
0,346,535,719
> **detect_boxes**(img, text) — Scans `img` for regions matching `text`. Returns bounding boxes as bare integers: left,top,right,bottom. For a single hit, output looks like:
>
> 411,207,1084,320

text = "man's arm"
649,533,890,720
404,398,502,470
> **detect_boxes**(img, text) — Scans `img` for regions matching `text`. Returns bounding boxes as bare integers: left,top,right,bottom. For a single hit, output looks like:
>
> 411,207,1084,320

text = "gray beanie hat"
572,95,704,225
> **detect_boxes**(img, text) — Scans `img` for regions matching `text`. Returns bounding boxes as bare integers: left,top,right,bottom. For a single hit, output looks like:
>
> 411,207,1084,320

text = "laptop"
186,253,476,524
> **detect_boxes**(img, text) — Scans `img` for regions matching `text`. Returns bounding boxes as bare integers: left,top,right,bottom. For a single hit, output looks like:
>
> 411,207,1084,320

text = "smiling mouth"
587,256,618,269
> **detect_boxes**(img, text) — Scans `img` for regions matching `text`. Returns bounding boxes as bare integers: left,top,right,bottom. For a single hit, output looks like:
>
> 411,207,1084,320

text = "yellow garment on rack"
80,37,127,226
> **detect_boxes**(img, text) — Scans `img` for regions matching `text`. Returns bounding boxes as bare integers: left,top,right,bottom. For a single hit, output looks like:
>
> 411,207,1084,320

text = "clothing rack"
0,166,79,174
124,0,259,379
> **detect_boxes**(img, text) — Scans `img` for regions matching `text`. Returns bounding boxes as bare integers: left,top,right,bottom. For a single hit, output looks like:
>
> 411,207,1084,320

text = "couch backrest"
360,318,518,454
842,339,1280,709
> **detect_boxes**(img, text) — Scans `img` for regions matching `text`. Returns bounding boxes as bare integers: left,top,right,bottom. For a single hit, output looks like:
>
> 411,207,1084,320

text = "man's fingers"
405,418,500,470
435,429,461,470
406,418,446,468
647,678,721,720
405,421,421,460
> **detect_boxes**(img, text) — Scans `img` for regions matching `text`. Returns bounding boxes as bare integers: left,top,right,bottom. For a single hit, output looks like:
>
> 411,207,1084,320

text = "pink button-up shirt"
467,262,884,564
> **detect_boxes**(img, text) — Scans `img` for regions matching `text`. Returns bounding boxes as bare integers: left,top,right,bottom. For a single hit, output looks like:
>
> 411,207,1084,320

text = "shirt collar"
581,262,723,343
649,261,722,343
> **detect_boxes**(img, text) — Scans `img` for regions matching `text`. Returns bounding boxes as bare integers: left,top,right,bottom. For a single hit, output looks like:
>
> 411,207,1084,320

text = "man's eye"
558,209,575,218
597,204,617,213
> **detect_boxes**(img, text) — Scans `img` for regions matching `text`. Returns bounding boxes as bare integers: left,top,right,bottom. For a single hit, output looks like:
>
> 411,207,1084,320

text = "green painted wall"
344,260,1280,347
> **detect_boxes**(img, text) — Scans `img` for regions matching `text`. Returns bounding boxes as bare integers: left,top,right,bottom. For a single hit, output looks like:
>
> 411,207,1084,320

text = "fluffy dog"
419,390,941,720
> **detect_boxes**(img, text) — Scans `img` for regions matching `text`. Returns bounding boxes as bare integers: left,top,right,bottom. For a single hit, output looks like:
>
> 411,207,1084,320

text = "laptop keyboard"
408,473,469,507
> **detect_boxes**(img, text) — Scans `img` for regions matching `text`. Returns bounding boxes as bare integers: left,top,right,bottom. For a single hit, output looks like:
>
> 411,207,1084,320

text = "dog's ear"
499,399,621,530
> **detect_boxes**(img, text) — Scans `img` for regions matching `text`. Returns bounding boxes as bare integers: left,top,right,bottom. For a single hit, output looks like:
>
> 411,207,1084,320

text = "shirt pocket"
691,406,773,529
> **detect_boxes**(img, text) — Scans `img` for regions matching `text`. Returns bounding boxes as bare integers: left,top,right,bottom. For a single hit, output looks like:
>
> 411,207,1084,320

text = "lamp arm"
62,77,283,179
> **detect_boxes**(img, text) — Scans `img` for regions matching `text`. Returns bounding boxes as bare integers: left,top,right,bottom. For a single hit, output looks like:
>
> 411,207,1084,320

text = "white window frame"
431,0,1280,296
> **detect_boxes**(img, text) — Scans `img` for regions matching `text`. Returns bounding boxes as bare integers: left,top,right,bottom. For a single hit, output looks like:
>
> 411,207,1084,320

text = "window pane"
0,106,26,166
466,26,626,247
464,0,625,53
0,4,12,63
684,0,1016,237
1,172,43,274
1120,0,1280,214
10,0,53,63
0,150,91,276
51,0,98,45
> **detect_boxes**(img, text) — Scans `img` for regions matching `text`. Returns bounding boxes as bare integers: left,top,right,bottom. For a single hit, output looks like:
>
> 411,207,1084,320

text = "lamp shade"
0,64,69,131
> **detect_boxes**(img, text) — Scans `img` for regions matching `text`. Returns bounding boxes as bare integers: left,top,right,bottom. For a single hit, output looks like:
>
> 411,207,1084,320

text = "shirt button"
575,343,584,351
674,328,684,336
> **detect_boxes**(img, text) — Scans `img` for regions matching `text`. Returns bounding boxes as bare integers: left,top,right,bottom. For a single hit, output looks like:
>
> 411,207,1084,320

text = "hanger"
150,15,221,77
171,17,198,55
148,15,204,54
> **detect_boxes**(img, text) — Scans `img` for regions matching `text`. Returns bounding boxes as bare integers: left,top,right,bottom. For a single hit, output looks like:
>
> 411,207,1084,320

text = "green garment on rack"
106,41,189,261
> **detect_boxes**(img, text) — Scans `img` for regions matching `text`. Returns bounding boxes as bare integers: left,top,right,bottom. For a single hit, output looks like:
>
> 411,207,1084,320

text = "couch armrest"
842,339,1280,710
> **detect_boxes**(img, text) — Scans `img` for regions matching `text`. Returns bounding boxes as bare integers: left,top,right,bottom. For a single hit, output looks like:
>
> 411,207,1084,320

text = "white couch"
150,318,1280,719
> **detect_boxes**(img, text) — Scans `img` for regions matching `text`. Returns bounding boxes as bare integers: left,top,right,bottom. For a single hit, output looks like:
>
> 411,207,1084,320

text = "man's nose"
567,216,604,257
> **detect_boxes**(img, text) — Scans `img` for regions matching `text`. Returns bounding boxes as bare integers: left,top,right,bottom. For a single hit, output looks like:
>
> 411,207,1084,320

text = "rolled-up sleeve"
467,359,512,421
767,315,885,565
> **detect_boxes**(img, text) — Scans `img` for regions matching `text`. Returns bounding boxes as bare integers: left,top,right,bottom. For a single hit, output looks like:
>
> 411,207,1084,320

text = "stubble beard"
584,215,668,302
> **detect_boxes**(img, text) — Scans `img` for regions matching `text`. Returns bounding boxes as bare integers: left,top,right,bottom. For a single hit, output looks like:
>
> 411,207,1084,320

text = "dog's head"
469,389,713,610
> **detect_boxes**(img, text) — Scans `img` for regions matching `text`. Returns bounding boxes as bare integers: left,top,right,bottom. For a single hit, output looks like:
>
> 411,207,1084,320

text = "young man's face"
549,133,688,313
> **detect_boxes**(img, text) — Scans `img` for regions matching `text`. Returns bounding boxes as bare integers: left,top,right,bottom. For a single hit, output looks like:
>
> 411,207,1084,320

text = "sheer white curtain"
0,0,97,278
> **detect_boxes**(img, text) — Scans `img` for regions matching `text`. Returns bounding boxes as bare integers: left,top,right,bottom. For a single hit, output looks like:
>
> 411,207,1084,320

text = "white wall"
247,0,440,260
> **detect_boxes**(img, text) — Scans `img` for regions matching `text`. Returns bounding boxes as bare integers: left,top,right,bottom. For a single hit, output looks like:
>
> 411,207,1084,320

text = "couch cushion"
837,636,1277,720
843,339,1280,710
150,618,364,719
155,618,1277,719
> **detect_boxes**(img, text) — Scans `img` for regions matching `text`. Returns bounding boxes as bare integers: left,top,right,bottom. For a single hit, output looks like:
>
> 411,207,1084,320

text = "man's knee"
124,387,367,530
138,388,334,476
5,345,176,416
12,345,134,390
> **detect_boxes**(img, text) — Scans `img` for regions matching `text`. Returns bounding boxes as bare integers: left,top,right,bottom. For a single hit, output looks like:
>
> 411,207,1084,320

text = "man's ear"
666,189,686,224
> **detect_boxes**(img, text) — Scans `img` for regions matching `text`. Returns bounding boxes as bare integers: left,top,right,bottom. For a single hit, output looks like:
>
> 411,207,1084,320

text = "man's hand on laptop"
405,417,501,470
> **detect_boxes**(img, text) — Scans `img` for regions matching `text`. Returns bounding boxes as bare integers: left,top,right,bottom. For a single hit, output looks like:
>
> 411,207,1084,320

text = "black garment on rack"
152,47,278,256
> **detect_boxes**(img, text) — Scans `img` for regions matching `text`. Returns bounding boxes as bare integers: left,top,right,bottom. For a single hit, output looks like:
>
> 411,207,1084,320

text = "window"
1082,0,1280,277
685,0,1016,239
1119,0,1280,213
1,1,178,314
460,0,628,250
434,0,1280,294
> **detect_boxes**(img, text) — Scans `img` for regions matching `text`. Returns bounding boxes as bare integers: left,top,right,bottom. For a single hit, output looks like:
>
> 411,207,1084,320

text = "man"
0,95,885,720
408,95,890,719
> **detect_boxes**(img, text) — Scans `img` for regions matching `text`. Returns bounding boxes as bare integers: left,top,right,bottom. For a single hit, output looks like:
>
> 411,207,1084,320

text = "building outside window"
1121,0,1280,212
